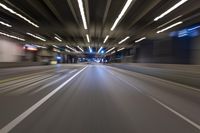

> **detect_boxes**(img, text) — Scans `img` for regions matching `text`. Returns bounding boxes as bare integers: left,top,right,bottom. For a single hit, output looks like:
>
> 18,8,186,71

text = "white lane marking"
108,69,200,131
0,66,87,133
150,96,200,130
107,65,200,93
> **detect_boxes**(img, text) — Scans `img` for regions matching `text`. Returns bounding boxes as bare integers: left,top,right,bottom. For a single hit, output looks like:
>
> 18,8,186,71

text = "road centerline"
0,66,87,133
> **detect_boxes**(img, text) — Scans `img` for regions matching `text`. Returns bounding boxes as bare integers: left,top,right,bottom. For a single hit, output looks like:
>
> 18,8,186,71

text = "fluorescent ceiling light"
154,0,188,21
117,47,125,52
106,47,115,53
77,46,84,52
77,0,87,29
98,46,103,53
52,45,58,48
86,34,90,43
53,48,60,53
65,49,70,52
156,15,182,29
111,0,133,31
54,36,62,42
0,21,12,27
111,51,116,54
118,36,130,44
0,31,25,41
66,45,78,52
26,32,46,42
0,3,39,28
103,35,109,43
157,21,183,33
188,25,200,31
135,37,146,43
89,46,92,53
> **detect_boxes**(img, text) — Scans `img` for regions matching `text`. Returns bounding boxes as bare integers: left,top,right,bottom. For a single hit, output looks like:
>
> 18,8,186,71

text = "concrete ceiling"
0,0,200,50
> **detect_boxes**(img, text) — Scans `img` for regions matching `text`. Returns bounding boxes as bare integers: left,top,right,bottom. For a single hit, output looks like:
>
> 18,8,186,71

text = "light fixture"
154,0,188,21
103,35,109,43
118,36,130,44
135,37,146,43
52,45,58,48
66,45,78,52
106,47,115,53
110,0,133,31
98,46,103,53
156,15,182,29
77,46,84,52
0,21,12,27
35,45,46,49
157,21,183,33
89,46,92,53
54,36,62,42
77,0,87,29
86,34,90,43
53,48,60,53
188,25,200,31
26,32,46,41
117,47,125,52
65,49,70,52
111,51,116,54
0,31,25,41
0,3,39,28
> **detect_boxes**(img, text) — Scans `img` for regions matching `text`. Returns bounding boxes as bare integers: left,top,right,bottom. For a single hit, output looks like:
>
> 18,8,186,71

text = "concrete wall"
131,37,193,64
0,39,23,62
191,36,200,64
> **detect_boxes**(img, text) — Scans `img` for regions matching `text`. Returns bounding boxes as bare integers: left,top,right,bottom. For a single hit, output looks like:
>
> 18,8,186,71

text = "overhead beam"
42,0,66,26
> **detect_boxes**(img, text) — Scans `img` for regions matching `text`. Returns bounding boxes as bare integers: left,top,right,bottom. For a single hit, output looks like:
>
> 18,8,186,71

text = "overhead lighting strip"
117,47,125,52
154,0,188,21
0,31,25,41
156,15,182,29
65,49,70,52
98,46,103,53
0,21,12,27
106,47,115,53
86,34,90,43
135,37,146,43
111,51,116,54
54,36,62,42
118,36,130,44
111,0,133,31
26,32,46,42
52,45,58,48
188,25,200,31
77,46,84,52
157,21,183,33
89,46,92,53
66,45,78,52
0,3,39,28
77,0,88,29
103,35,109,43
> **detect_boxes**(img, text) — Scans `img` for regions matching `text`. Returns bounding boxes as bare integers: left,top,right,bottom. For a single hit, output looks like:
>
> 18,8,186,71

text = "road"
0,64,200,133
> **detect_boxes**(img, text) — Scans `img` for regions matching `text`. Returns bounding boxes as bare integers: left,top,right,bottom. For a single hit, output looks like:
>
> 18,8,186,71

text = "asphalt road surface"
0,64,200,133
